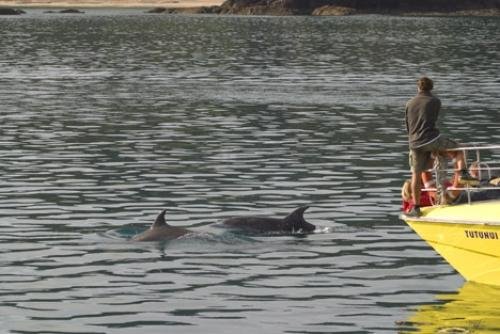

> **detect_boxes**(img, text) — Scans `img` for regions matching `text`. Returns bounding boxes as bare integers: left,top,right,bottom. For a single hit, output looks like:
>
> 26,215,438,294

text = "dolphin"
220,206,315,234
132,210,191,242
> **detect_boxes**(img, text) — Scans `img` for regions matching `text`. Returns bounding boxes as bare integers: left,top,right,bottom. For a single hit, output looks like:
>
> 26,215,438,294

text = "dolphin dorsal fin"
152,210,168,228
284,206,309,226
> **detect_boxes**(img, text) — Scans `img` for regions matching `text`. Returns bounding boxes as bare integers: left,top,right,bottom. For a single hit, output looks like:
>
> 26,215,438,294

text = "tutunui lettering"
464,230,499,240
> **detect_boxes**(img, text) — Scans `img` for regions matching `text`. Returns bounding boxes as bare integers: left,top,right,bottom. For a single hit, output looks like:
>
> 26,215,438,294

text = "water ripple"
0,12,498,334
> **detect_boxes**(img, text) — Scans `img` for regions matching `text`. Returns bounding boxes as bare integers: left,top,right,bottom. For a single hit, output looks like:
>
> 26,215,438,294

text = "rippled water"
0,10,499,333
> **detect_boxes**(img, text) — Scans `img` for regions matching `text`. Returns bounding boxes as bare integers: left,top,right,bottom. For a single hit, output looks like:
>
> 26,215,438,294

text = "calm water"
0,10,499,333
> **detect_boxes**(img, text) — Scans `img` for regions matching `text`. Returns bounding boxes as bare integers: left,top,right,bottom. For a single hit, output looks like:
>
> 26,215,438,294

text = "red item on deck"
402,190,434,213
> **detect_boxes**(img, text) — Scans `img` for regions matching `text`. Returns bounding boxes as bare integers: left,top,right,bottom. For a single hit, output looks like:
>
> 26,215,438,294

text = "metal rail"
447,145,500,169
425,145,500,205
446,145,500,151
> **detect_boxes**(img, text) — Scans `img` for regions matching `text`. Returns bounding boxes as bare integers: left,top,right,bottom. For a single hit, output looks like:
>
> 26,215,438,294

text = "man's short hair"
417,77,433,91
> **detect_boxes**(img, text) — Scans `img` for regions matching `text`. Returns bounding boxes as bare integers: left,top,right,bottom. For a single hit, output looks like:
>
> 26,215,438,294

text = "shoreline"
1,0,498,16
0,0,223,8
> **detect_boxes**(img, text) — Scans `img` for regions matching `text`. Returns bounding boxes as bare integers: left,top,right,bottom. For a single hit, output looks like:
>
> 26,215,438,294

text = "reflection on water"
402,282,500,334
0,10,499,334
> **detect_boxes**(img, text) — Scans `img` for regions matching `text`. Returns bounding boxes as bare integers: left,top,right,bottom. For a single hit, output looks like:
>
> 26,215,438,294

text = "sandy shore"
0,0,223,8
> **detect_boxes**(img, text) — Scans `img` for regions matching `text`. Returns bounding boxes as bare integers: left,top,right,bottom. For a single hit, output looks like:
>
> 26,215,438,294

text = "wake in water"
101,206,329,242
97,207,340,251
102,223,258,245
103,220,337,244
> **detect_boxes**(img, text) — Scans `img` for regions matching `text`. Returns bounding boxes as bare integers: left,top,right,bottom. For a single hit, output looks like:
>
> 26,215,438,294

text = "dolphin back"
133,209,190,241
152,209,168,228
284,206,315,232
284,206,309,223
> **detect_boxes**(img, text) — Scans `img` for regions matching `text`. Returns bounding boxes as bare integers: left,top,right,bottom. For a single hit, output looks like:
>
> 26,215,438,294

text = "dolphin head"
284,206,315,233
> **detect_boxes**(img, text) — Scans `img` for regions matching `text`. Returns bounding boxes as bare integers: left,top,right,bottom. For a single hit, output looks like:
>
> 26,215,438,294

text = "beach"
0,0,223,8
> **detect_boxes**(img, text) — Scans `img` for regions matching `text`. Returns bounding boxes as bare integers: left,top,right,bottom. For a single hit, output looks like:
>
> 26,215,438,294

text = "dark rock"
0,7,26,15
58,8,85,14
42,8,85,14
146,7,167,13
218,0,303,15
312,5,356,15
197,6,222,14
174,6,222,14
150,6,222,14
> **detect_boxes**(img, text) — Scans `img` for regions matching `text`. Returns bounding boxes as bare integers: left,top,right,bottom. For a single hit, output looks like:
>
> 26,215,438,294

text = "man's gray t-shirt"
405,91,441,149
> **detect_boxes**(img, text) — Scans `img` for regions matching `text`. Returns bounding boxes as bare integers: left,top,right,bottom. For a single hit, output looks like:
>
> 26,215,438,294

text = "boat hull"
403,200,500,286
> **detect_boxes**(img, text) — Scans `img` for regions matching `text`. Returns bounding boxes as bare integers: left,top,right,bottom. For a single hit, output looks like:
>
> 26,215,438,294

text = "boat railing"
421,145,500,205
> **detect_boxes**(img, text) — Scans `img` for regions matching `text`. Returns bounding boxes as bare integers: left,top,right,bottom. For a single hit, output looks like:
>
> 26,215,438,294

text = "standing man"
404,77,476,217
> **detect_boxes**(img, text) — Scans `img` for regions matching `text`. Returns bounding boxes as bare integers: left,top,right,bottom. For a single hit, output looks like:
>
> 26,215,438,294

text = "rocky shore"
2,0,499,15
146,0,500,16
213,0,500,16
0,7,25,14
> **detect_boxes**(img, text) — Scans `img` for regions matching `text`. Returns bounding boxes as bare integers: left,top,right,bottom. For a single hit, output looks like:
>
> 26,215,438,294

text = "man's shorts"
409,136,458,173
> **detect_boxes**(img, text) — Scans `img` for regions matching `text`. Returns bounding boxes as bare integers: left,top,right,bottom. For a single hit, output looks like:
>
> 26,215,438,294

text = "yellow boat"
401,145,500,286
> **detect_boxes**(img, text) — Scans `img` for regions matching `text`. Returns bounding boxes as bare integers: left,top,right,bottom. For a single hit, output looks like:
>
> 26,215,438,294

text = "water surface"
0,11,499,333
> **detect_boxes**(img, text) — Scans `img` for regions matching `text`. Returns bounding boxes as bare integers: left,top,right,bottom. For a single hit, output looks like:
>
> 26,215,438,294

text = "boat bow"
401,145,500,286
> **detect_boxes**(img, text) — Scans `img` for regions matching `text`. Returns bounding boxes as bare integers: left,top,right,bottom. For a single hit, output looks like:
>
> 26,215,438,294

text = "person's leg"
421,158,434,187
411,171,422,207
432,137,478,185
407,149,429,216
421,159,436,201
451,150,478,185
441,150,461,185
454,151,466,170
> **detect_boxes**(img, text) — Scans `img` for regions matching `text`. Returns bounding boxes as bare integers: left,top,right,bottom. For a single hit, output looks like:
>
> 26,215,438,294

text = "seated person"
443,161,500,204
490,177,500,186
469,161,500,185
447,178,500,205
401,170,462,213
402,160,500,214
